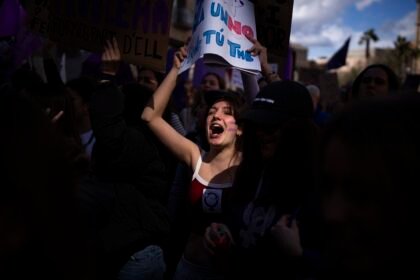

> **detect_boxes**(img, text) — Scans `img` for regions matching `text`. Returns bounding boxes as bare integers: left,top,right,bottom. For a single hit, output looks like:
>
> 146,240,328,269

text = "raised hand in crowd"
172,45,188,70
246,35,280,83
101,37,121,76
270,215,303,258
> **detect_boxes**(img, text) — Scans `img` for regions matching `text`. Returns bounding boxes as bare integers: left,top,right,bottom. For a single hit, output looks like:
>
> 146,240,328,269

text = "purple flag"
327,37,351,70
0,0,20,37
278,47,294,81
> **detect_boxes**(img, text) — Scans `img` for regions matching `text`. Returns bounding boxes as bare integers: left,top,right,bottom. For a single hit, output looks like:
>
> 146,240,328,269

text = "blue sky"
290,0,417,59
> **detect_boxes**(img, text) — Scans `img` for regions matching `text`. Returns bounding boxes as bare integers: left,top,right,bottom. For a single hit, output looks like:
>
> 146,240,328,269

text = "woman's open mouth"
210,123,225,136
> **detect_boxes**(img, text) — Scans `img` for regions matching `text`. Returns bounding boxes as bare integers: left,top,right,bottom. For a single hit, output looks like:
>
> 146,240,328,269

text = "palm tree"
359,29,379,61
394,35,412,76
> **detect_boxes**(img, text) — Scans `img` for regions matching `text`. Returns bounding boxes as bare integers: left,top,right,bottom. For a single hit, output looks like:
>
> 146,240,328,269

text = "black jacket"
82,80,170,278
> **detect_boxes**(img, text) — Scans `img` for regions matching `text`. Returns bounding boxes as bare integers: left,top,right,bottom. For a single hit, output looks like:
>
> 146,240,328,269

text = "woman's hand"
173,45,188,70
204,223,235,255
101,37,121,76
246,35,280,82
271,215,303,257
246,36,270,73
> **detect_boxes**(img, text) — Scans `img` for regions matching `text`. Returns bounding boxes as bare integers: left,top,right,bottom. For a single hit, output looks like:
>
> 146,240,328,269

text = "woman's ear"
236,126,243,137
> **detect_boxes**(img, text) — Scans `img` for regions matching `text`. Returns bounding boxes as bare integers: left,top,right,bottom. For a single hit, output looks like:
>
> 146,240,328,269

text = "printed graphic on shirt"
202,188,223,213
239,201,276,248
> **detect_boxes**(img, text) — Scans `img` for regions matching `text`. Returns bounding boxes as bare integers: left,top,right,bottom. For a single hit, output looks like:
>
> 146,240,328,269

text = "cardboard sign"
28,0,173,71
254,0,294,58
180,0,261,75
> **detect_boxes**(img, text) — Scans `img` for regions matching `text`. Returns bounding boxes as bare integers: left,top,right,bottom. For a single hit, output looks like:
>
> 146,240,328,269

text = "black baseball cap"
241,80,313,125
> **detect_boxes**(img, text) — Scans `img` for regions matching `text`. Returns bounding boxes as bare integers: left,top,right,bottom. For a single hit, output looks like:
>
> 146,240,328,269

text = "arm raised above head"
141,46,200,167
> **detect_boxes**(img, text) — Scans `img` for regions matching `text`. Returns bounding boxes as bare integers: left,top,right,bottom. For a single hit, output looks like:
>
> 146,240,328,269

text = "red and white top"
188,153,234,232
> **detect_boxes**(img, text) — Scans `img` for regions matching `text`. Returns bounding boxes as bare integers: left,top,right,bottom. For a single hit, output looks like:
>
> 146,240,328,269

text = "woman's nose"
213,112,221,119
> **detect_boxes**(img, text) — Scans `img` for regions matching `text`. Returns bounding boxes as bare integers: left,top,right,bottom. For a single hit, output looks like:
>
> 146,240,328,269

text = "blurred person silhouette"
136,66,163,92
10,64,89,177
319,94,420,279
351,64,400,100
66,77,97,159
263,94,420,279
123,65,184,183
0,85,94,280
79,38,171,280
204,80,321,280
307,84,331,128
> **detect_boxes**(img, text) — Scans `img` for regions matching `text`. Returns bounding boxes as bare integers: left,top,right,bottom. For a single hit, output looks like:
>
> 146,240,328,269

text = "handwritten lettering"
203,29,217,44
210,2,254,38
227,40,253,61
123,34,162,59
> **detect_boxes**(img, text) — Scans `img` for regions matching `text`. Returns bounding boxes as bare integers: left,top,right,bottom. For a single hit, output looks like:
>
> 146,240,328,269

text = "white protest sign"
180,0,261,75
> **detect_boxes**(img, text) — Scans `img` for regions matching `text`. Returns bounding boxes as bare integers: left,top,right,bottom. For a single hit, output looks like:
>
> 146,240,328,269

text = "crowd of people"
1,18,419,280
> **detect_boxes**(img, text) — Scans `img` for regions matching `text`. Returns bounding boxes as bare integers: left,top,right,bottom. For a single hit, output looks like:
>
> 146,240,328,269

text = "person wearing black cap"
205,80,321,279
142,47,246,279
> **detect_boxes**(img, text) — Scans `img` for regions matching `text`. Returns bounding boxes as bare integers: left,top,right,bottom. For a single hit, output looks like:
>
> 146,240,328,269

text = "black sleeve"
89,81,126,157
43,57,64,87
89,81,168,201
